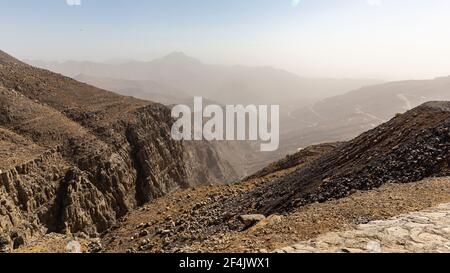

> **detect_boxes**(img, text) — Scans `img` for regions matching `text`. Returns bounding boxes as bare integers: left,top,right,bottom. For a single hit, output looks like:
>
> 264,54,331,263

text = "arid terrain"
29,55,450,177
0,50,235,251
2,49,450,254
28,55,382,175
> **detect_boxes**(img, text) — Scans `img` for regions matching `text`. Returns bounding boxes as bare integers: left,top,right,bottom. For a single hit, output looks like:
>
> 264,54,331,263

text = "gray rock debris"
276,203,450,253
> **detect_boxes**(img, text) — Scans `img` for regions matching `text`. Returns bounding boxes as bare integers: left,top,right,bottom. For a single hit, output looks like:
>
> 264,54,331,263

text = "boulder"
239,214,266,227
249,215,284,232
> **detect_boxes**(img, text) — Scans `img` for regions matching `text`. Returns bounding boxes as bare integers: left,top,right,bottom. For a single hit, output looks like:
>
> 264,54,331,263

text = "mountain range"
2,49,450,253
27,53,382,106
280,76,450,155
27,53,450,176
101,101,450,253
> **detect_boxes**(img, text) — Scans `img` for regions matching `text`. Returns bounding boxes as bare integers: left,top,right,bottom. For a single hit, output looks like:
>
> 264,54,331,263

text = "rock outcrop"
97,101,450,253
183,141,238,186
0,50,235,250
244,101,450,214
245,142,341,181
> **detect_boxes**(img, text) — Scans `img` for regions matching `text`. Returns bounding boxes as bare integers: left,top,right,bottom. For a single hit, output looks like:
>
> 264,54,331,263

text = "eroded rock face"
0,50,236,250
243,102,450,215
124,105,188,204
0,148,65,249
0,102,193,248
183,141,238,186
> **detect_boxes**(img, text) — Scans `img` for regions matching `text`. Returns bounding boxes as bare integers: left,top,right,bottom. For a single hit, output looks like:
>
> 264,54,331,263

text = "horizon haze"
1,0,450,80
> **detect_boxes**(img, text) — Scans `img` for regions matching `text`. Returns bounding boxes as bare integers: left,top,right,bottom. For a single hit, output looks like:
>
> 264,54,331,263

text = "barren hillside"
0,50,235,251
97,102,450,253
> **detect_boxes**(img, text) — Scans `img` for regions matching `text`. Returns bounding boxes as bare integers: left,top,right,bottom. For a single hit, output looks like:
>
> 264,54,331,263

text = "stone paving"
276,203,450,253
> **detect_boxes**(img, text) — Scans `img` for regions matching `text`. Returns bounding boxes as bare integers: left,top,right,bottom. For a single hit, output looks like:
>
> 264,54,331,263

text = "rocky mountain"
27,54,383,177
68,68,450,181
27,53,381,106
244,142,342,181
6,48,450,253
0,50,236,251
258,76,450,177
283,77,450,148
249,101,450,214
94,101,450,253
73,74,191,106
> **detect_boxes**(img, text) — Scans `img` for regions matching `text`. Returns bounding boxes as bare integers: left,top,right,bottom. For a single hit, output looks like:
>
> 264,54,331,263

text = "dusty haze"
2,0,450,80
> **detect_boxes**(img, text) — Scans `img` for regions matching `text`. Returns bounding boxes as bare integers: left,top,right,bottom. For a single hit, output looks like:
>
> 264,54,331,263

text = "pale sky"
1,0,450,80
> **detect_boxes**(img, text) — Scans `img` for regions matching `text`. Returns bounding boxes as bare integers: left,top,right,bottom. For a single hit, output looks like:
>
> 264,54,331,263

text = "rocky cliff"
248,101,450,214
0,50,235,251
95,101,450,253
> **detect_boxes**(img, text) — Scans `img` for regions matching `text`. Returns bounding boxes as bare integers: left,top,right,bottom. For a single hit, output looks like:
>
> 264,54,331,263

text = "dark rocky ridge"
102,101,450,253
0,50,235,250
100,140,337,253
248,101,450,214
245,142,342,181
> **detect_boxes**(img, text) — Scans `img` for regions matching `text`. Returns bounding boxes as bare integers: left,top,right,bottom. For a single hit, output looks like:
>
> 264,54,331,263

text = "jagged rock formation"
100,141,337,253
246,102,450,214
97,102,450,253
13,101,450,253
0,50,235,250
29,54,383,176
183,141,238,186
245,143,341,181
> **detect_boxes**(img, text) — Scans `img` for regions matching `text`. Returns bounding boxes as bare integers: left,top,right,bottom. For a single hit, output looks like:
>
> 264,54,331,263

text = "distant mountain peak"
155,52,202,65
163,51,189,58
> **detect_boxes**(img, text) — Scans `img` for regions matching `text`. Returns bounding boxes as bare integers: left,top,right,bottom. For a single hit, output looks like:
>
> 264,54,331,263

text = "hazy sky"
1,0,450,80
